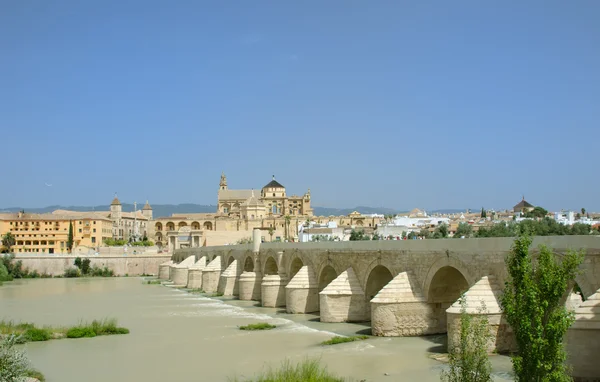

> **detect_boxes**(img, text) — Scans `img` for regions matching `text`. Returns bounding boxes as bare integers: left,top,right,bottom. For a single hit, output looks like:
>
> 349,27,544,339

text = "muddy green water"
0,278,514,381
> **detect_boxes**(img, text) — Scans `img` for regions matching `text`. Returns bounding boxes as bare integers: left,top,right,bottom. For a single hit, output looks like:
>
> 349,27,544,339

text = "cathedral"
217,173,313,218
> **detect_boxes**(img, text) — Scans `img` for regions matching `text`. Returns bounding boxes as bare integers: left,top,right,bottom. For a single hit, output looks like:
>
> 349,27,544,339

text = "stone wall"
15,255,171,276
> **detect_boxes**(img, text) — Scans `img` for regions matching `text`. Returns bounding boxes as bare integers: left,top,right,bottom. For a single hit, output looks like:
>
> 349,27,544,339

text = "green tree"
581,208,586,216
525,206,549,219
501,235,583,382
349,229,369,241
441,297,492,382
407,231,418,240
419,227,430,238
433,223,448,239
67,220,74,253
1,232,16,253
480,207,486,219
454,223,473,238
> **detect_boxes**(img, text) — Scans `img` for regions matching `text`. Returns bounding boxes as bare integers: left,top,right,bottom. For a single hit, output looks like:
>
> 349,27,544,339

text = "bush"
320,336,369,345
24,327,52,342
63,267,80,278
232,358,345,382
66,327,97,338
0,335,31,381
0,262,11,282
239,323,276,331
89,265,114,277
24,368,46,381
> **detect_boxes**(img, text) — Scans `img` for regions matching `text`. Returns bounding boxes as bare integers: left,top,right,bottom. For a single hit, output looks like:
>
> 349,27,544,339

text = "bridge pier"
285,266,319,313
187,257,206,289
171,256,196,287
218,259,239,296
202,256,222,293
371,271,435,336
261,274,287,307
567,287,600,381
239,271,262,301
446,275,515,353
158,261,172,280
320,267,366,322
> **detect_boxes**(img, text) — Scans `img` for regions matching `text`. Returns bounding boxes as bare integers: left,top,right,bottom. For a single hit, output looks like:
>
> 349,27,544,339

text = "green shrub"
0,335,31,381
89,265,114,277
66,327,97,338
239,323,276,331
320,336,369,346
24,328,52,342
25,368,46,381
25,269,40,278
0,262,10,282
145,279,162,285
232,358,345,382
63,267,80,278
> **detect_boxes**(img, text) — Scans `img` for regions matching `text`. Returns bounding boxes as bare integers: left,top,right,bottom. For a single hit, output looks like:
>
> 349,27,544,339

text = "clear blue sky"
1,1,599,212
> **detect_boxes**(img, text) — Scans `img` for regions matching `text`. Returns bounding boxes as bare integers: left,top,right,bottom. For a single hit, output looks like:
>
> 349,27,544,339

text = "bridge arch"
318,265,338,292
243,255,255,272
264,256,278,275
227,256,235,267
423,256,474,302
365,265,394,302
289,257,304,279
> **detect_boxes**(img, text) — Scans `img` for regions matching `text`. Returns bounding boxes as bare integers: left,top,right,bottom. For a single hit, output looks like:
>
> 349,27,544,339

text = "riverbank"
4,254,171,277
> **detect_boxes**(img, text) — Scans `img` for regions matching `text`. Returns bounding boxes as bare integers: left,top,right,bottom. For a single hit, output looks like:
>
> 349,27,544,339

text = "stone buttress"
261,274,287,307
446,275,515,353
567,288,600,382
158,260,173,280
371,271,436,336
218,260,240,296
319,267,366,322
187,257,206,289
171,256,196,287
285,266,319,314
201,256,222,293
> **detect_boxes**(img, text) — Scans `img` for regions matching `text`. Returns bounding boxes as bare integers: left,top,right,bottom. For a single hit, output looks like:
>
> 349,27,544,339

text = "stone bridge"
165,234,600,381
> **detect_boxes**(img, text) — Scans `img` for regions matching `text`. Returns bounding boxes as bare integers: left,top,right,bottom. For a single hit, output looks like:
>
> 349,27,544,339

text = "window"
93,221,96,224
93,229,96,233
92,237,96,244
78,229,82,233
273,193,275,197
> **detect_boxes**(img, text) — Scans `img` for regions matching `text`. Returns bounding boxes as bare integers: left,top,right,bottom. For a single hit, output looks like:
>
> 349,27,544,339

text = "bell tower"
219,172,228,191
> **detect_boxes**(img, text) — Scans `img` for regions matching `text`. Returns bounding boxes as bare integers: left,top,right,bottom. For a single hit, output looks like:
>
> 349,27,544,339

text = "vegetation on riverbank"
320,335,369,345
239,323,276,331
144,279,162,285
0,318,129,343
0,335,46,382
231,358,345,382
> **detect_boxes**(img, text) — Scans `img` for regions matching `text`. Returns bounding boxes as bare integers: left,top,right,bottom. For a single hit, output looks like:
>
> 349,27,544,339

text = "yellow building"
0,211,113,254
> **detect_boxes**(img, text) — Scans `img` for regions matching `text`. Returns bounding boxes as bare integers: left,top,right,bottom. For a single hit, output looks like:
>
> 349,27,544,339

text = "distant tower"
142,200,153,220
110,193,122,220
220,172,228,191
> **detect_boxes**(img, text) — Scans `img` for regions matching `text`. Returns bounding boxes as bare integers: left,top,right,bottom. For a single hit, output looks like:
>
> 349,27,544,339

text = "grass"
230,358,345,382
144,279,162,285
239,323,276,331
0,318,129,343
320,335,369,346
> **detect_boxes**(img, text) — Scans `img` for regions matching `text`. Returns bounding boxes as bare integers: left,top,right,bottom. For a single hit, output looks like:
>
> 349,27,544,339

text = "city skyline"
1,1,599,210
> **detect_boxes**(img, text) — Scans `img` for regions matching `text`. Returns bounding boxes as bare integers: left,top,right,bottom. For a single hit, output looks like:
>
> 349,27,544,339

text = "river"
0,278,514,381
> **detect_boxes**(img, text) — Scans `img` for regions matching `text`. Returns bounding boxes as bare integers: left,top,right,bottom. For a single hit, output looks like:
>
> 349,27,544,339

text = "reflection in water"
0,279,513,382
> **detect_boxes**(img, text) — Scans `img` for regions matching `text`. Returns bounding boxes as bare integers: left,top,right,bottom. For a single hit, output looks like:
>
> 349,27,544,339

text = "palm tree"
582,208,586,216
284,215,291,241
268,227,274,242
